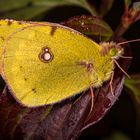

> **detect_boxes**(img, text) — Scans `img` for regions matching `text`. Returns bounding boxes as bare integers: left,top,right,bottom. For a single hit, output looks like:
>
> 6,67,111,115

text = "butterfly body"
0,19,122,107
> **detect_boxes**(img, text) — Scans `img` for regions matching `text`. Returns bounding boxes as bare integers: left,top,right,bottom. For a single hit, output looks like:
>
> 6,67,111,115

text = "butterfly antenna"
113,60,130,78
119,56,133,59
118,38,140,45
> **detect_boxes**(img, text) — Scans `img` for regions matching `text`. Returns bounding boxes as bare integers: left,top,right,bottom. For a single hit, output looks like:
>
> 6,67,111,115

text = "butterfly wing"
0,20,30,72
2,23,102,107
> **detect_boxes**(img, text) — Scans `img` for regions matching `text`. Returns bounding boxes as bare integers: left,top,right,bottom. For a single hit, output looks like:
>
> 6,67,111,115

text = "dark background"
0,0,140,139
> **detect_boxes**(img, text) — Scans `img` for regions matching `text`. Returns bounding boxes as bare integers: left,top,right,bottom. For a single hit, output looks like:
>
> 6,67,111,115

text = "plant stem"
113,6,140,38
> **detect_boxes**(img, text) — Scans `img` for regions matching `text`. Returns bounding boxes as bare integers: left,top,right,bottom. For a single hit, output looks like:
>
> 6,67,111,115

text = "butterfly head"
100,42,124,60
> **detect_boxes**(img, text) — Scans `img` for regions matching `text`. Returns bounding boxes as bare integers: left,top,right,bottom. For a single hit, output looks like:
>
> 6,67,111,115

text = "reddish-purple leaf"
61,15,113,42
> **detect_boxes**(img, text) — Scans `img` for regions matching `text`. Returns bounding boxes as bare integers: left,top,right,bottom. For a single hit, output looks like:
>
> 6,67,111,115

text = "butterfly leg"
113,60,130,78
109,71,114,96
73,84,95,121
73,90,86,105
89,85,94,115
85,84,95,121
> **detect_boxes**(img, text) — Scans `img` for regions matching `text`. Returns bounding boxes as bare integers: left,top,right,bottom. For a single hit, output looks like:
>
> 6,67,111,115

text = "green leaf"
124,0,131,7
102,131,131,140
125,74,140,138
125,74,140,104
0,0,99,20
0,6,49,20
33,0,98,16
0,0,31,11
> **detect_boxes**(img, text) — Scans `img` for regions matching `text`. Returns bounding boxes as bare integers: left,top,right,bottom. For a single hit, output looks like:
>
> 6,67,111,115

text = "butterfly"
0,19,138,107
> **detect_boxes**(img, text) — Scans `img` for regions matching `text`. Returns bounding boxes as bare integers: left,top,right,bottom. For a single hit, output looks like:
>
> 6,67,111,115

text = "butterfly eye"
109,48,118,57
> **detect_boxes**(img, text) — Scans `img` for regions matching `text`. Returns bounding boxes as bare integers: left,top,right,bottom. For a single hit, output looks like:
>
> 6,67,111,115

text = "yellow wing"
2,23,103,107
0,19,30,72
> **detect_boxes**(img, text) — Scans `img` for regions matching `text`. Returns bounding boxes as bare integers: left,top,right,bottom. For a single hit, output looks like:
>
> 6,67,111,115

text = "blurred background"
0,0,140,140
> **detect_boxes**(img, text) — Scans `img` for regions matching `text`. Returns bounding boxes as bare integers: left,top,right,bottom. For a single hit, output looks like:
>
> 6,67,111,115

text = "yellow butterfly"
0,19,124,107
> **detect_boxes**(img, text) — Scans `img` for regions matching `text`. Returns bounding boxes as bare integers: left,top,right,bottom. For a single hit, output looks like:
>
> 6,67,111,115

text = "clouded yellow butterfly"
0,19,128,107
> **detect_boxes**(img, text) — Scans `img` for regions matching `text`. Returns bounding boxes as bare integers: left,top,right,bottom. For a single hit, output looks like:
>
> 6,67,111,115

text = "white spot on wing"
39,47,53,63
45,48,49,52
44,52,51,61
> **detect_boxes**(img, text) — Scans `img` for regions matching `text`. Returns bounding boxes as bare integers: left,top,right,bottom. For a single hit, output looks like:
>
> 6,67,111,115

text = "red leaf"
61,15,113,42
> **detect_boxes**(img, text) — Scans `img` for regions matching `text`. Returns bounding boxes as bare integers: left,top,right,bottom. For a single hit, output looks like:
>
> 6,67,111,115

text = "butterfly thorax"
77,42,124,87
